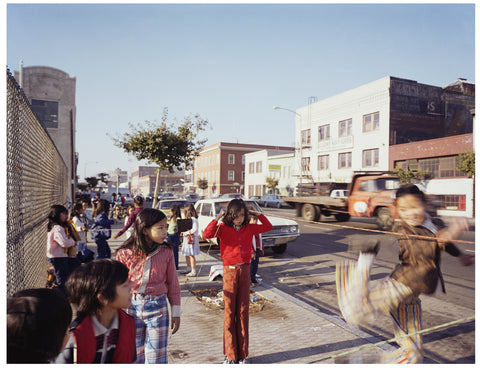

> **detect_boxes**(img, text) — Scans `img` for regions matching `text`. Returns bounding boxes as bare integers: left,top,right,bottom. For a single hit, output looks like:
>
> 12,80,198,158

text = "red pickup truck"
283,172,403,230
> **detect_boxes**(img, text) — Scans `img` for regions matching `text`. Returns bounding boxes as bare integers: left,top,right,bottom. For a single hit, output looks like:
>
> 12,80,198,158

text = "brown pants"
223,263,250,361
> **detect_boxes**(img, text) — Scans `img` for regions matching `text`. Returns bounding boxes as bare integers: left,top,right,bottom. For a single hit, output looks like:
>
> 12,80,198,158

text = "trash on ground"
191,287,271,313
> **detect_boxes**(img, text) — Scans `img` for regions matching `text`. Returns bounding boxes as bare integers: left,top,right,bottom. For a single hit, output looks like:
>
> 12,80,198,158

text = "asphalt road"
199,207,475,364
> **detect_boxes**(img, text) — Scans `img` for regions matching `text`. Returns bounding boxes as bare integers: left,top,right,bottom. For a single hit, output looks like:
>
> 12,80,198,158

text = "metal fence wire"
6,69,69,296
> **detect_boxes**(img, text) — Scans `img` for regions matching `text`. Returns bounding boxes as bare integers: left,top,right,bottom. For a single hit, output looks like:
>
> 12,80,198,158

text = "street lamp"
273,106,303,196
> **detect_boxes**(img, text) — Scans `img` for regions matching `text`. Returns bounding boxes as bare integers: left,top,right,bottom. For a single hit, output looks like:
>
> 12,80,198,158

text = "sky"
5,1,476,181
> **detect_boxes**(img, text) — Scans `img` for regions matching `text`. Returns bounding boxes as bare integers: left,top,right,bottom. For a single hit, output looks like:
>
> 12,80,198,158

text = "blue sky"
6,3,475,180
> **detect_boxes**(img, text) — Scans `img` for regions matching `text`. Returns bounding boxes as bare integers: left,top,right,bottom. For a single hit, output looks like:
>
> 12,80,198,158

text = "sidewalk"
106,224,396,364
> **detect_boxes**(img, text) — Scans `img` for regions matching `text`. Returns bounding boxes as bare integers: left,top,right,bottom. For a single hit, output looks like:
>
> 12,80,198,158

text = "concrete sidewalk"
105,224,396,364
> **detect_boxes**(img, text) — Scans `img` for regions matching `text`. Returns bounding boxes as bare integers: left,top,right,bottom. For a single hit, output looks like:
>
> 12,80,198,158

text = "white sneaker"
186,271,197,277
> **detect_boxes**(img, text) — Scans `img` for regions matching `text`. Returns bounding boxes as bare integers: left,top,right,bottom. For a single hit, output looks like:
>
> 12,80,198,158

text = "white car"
194,198,300,254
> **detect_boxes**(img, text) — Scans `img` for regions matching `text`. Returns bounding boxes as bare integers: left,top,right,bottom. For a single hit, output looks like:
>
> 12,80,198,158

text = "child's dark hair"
66,259,129,317
395,184,426,204
7,288,72,363
94,198,110,217
223,199,250,227
70,202,83,219
118,208,169,257
47,204,68,232
183,203,198,219
170,204,181,221
134,195,144,206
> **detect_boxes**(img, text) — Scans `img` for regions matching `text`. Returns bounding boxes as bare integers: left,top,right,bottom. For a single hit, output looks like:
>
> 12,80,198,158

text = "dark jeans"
250,248,260,283
48,257,81,296
167,233,180,270
95,238,111,259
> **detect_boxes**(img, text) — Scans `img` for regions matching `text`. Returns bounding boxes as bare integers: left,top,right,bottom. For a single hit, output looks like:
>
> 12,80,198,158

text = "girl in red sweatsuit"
203,199,273,364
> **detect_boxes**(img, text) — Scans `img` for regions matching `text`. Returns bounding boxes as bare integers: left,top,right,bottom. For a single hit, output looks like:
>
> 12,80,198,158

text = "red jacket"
203,214,273,266
71,309,136,363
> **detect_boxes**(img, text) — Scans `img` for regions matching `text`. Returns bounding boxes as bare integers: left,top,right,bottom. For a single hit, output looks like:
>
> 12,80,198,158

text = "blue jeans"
95,238,111,259
48,257,80,296
250,248,260,282
167,233,180,270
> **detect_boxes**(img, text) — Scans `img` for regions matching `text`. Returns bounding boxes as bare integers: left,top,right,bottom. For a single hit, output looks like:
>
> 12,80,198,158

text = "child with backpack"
91,199,115,259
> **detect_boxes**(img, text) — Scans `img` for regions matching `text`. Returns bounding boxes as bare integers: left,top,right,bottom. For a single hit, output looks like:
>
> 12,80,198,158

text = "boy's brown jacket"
389,218,461,296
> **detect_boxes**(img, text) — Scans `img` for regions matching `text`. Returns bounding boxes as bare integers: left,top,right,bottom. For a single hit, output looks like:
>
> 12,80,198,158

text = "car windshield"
159,200,186,209
376,178,400,190
214,200,262,214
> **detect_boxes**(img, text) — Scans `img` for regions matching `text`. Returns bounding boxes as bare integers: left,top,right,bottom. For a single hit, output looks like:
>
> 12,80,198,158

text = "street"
200,207,475,364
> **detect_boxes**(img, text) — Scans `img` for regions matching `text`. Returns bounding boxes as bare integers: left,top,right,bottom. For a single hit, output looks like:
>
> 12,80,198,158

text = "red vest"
71,309,136,363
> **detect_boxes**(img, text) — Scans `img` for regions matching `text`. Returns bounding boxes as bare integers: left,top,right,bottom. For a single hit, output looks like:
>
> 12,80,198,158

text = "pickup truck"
283,172,402,230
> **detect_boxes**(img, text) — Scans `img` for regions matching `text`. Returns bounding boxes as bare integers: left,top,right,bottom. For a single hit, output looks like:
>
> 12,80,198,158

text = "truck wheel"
302,204,319,221
334,213,351,222
376,208,393,231
272,243,287,254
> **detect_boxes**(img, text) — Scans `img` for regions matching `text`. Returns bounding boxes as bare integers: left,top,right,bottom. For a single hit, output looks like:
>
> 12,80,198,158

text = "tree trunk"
152,170,161,209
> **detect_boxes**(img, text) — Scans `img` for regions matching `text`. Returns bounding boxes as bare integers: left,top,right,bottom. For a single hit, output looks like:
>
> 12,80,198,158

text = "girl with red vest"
55,259,136,363
203,199,273,364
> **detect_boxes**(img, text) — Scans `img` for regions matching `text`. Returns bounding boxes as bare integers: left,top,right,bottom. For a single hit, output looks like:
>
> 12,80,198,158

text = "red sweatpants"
222,263,250,361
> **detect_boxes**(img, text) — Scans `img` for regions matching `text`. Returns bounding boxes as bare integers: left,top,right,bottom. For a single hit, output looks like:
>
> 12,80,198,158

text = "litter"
209,264,224,281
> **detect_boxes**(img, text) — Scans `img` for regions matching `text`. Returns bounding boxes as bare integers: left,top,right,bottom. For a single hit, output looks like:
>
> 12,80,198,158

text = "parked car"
259,194,284,208
220,193,245,199
146,193,155,201
155,199,188,217
157,192,176,200
183,193,200,204
194,198,300,254
249,195,261,202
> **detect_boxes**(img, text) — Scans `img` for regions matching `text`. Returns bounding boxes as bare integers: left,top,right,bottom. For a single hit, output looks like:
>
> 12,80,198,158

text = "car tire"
272,243,287,254
276,202,281,208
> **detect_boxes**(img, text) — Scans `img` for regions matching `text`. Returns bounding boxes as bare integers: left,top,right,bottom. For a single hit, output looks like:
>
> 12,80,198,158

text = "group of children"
7,186,474,364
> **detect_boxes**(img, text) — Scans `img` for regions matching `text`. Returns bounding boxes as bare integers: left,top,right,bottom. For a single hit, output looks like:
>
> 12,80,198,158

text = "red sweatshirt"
203,214,273,266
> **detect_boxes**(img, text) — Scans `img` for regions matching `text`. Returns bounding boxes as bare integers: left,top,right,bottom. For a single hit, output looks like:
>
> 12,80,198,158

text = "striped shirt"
116,245,181,317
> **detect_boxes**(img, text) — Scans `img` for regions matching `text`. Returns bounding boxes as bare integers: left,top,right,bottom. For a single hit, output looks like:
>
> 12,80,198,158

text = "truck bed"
283,196,347,209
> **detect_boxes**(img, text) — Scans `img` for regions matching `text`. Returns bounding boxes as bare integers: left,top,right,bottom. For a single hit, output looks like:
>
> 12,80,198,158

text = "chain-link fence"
7,69,69,296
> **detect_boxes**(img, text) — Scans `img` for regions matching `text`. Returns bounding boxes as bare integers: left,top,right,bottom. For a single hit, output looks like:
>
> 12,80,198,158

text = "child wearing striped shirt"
116,208,181,364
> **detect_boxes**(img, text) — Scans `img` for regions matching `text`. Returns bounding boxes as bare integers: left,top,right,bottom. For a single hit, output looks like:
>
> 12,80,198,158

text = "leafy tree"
85,176,99,190
77,183,89,192
197,178,208,196
457,150,475,177
265,176,279,193
98,172,110,186
392,167,427,184
113,108,208,207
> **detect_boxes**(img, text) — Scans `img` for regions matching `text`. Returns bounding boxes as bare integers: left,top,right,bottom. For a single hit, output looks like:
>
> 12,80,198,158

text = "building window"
242,171,245,182
242,155,245,165
256,161,262,173
301,129,311,145
318,155,329,170
339,119,352,137
31,99,59,129
301,157,310,172
228,170,235,181
249,162,255,173
362,148,379,167
338,152,352,169
318,124,331,141
363,112,380,132
228,154,235,164
439,195,467,211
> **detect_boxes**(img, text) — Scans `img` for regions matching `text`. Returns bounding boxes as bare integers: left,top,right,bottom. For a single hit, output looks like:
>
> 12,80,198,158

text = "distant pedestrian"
81,198,93,225
113,195,144,240
336,184,474,363
180,204,200,277
70,202,87,254
116,208,181,364
166,204,182,270
7,288,72,363
91,192,101,215
91,199,115,259
55,259,136,363
46,204,79,295
203,199,273,364
249,215,264,286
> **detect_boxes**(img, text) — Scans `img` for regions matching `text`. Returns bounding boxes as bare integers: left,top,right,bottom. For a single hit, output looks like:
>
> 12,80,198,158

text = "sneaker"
186,271,197,277
181,269,191,274
237,358,247,364
223,357,235,364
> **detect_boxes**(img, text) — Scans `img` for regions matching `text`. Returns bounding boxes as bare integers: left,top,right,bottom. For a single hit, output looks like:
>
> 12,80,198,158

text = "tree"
197,178,208,196
113,108,208,207
98,172,110,186
457,150,475,177
85,176,99,190
392,167,427,184
77,183,89,192
265,176,279,193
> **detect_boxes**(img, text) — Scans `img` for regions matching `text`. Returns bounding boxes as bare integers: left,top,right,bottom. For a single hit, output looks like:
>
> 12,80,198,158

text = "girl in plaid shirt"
116,208,181,364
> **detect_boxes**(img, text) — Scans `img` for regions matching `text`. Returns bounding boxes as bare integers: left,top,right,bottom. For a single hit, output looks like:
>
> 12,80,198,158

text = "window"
318,155,329,170
301,157,310,172
249,162,255,173
228,154,235,164
318,125,330,141
363,112,380,132
242,171,245,182
418,158,440,178
200,203,213,217
228,170,235,181
31,99,59,129
256,161,262,173
362,148,379,167
338,152,352,169
339,119,352,137
301,129,311,145
439,195,467,211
